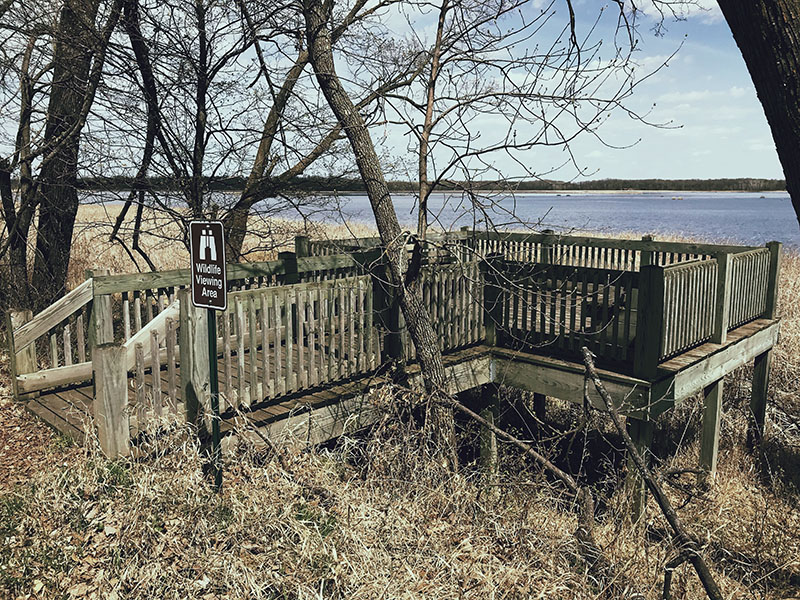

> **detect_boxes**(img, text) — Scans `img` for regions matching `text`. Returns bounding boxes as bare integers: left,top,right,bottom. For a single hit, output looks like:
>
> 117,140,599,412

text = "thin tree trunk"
30,0,112,311
303,0,456,461
717,0,800,228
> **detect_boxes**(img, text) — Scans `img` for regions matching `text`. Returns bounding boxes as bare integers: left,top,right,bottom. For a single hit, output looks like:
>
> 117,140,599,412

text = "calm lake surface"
324,191,800,249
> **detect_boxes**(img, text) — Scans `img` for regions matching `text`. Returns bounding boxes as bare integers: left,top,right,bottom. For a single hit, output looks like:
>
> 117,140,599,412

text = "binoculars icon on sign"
199,227,217,262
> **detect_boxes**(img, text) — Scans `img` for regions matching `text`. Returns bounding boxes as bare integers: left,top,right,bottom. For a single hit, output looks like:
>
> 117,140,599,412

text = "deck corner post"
6,309,37,400
479,383,500,478
633,264,665,380
294,235,310,258
279,251,299,284
92,342,130,458
541,229,556,264
711,252,731,344
625,416,654,522
279,251,300,341
640,235,654,267
87,268,113,356
699,377,724,483
178,288,210,432
533,392,546,421
359,245,404,362
480,253,504,347
765,241,782,319
748,349,772,448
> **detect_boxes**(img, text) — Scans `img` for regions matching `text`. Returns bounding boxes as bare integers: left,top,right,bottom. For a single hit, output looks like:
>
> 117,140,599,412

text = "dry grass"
1,216,799,599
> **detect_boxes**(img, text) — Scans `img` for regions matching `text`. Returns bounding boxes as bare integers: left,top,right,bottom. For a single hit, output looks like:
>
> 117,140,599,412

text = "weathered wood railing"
487,260,639,364
659,259,718,360
727,247,771,329
5,231,782,456
402,260,484,361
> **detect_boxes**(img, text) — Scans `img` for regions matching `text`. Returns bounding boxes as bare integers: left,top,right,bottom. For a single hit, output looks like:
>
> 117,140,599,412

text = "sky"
373,0,785,183
572,1,784,181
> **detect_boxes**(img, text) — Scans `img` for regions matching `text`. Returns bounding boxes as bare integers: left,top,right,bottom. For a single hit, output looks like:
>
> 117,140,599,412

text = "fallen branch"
437,391,633,595
581,347,724,600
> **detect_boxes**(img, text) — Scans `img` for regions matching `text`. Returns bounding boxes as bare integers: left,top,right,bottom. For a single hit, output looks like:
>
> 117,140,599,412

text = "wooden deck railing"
5,231,782,456
660,259,718,360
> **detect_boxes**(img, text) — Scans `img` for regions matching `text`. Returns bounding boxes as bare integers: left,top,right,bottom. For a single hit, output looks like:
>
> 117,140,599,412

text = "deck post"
541,229,555,264
533,392,546,421
699,377,723,483
480,254,504,347
178,289,210,431
92,342,130,458
280,251,300,342
625,417,654,521
711,252,731,344
479,383,500,478
87,268,114,357
6,309,38,400
633,264,665,380
640,235,654,267
381,267,404,362
765,241,782,319
294,235,310,258
748,349,772,447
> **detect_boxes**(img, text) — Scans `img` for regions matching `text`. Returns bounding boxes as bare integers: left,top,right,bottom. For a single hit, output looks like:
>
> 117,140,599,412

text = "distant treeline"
74,175,786,193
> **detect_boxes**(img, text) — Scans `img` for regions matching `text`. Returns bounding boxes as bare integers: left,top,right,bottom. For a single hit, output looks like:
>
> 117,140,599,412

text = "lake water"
322,191,800,249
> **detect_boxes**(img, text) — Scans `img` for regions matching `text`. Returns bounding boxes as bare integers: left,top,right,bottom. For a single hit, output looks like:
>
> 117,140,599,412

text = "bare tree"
376,0,658,240
303,0,458,461
0,0,122,310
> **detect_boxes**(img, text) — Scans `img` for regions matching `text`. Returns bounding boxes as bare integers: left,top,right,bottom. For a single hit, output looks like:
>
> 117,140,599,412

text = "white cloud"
638,0,723,25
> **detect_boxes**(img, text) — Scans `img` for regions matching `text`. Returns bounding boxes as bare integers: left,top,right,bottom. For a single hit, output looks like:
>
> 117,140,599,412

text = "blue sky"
563,2,783,180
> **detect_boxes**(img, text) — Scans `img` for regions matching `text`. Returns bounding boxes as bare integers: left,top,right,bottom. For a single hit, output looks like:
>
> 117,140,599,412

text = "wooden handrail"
13,278,94,352
122,298,180,370
92,254,363,295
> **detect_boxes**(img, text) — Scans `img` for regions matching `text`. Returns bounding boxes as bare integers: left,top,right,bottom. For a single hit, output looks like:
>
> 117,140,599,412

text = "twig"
581,347,724,600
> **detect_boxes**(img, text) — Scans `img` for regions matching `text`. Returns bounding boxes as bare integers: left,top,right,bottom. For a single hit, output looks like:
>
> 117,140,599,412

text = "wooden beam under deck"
651,318,779,412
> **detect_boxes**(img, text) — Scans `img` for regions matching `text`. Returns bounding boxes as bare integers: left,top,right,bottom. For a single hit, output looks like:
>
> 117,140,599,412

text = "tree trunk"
717,0,800,227
31,0,101,311
303,0,456,462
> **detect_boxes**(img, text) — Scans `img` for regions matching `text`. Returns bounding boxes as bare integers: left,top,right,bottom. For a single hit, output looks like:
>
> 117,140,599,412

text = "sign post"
189,221,227,491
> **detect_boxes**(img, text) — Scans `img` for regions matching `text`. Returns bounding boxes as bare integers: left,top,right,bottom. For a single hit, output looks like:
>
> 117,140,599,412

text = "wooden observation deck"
6,230,782,489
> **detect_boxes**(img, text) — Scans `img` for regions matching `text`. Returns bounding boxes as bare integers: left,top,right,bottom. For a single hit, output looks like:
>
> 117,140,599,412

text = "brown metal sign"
190,220,227,310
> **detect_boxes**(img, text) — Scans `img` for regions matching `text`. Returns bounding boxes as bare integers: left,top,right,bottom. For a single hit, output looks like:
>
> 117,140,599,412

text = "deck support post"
179,289,210,431
633,265,665,380
371,258,404,363
280,251,300,343
640,235,654,267
533,392,546,421
294,235,310,258
479,383,500,478
93,342,130,458
765,241,782,319
699,377,724,483
748,350,772,447
6,309,38,400
626,417,654,521
711,253,731,344
480,254,504,347
87,268,114,358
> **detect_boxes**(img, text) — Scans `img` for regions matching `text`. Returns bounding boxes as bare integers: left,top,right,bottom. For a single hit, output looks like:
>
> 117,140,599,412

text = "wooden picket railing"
727,248,771,329
660,259,718,360
5,231,782,456
402,261,484,361
487,261,639,364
